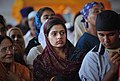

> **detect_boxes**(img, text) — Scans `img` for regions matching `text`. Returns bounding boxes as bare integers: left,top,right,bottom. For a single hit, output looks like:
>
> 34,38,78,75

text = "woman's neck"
3,63,11,71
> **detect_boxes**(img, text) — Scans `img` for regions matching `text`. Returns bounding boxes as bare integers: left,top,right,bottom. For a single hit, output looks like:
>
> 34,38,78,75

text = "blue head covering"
34,14,42,38
80,2,99,19
80,2,99,28
34,7,55,38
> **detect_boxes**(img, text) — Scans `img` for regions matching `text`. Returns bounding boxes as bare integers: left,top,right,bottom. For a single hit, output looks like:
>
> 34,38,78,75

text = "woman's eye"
44,16,49,19
52,32,57,36
11,35,15,39
2,47,7,52
60,31,65,35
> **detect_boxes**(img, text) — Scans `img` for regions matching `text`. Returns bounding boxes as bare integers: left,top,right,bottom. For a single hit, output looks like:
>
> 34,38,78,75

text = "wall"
0,0,120,26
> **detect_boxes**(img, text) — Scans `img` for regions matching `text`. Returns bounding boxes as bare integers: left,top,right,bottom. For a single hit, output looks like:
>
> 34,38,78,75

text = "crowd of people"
0,1,120,81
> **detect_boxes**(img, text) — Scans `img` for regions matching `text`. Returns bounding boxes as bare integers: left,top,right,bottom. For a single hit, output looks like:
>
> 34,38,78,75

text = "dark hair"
34,7,55,37
0,15,6,27
45,17,67,36
37,7,55,20
99,2,105,9
0,35,13,44
55,14,66,23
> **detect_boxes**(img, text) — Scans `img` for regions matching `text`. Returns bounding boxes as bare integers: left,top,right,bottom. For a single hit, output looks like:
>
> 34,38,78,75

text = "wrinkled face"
9,29,24,48
47,24,66,48
40,10,55,23
97,30,120,49
0,23,7,36
87,4,103,26
0,39,14,63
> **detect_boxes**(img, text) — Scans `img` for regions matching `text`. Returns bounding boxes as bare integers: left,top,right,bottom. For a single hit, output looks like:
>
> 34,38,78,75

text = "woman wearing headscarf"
25,7,55,55
6,27,26,66
76,1,104,54
0,35,32,81
33,17,85,81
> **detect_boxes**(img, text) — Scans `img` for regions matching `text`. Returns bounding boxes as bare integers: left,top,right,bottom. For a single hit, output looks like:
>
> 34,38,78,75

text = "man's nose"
104,36,110,43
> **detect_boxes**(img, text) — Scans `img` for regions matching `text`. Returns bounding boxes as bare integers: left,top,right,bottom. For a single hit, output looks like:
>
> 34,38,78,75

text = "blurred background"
0,0,119,26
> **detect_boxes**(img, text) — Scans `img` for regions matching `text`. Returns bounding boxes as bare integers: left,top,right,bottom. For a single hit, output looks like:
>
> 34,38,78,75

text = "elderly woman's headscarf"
80,2,99,28
6,27,25,50
34,7,55,38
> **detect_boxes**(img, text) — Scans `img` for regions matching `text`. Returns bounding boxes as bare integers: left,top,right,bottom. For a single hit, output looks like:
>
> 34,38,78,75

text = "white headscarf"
38,19,48,49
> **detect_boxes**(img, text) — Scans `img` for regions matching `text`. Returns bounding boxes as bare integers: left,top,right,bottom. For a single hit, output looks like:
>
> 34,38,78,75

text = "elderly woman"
33,17,85,81
6,27,26,66
0,35,32,81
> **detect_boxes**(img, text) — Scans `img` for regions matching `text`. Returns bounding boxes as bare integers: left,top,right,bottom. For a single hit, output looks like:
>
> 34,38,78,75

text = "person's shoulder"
68,47,86,61
83,44,105,61
29,37,36,42
77,33,89,43
33,53,43,64
27,45,43,60
73,47,85,54
13,62,29,70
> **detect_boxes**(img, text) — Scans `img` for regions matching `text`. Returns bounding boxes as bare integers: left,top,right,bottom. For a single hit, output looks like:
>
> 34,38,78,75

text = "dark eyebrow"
43,14,55,17
43,15,49,16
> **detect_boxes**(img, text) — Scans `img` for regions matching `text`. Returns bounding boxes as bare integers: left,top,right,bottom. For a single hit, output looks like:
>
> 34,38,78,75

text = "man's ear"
85,18,88,22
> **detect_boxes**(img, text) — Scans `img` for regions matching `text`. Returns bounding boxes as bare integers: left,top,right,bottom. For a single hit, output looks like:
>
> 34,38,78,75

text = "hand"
108,51,120,73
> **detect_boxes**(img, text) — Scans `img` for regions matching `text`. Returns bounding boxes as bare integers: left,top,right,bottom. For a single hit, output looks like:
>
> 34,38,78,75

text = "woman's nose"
57,33,62,39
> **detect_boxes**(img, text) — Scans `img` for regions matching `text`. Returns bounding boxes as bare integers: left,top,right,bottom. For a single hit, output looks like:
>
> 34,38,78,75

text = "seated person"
76,2,104,54
0,35,32,81
33,17,85,81
79,10,120,81
6,27,26,66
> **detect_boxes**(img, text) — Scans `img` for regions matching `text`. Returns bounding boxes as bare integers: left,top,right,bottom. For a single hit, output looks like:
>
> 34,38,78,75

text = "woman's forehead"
50,24,65,31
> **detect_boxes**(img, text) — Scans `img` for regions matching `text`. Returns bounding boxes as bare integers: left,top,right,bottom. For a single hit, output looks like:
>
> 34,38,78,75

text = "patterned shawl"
33,19,85,81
